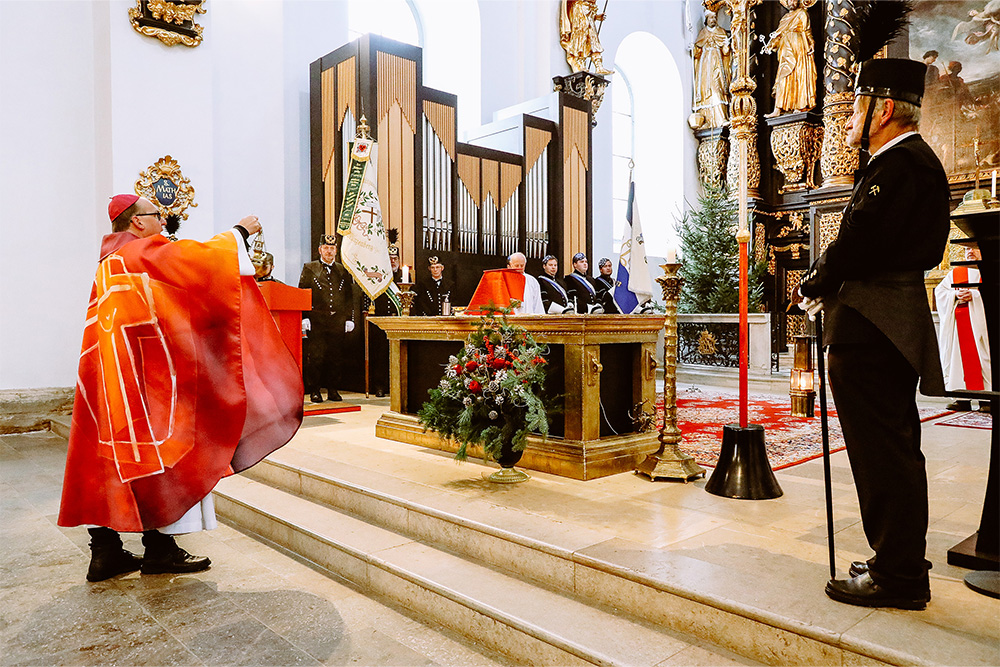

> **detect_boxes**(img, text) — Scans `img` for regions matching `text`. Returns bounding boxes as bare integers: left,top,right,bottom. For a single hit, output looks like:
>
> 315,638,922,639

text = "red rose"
453,364,463,374
465,360,479,372
489,358,506,369
468,380,482,393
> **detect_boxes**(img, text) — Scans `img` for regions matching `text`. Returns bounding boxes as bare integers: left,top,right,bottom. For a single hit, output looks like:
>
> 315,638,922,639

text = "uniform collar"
870,131,918,160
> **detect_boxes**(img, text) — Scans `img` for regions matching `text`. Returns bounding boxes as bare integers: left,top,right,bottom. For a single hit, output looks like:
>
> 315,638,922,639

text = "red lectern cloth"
58,231,303,532
464,269,526,315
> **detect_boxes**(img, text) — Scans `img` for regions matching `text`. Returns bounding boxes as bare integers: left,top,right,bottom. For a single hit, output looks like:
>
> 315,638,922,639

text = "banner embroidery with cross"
337,139,402,311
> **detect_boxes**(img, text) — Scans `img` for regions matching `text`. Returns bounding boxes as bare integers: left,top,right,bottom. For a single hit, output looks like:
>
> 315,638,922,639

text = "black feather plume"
164,214,181,235
386,227,398,244
855,0,914,62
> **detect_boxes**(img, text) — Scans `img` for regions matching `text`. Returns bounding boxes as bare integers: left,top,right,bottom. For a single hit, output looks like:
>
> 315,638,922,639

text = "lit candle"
401,265,409,283
665,245,678,264
992,170,996,198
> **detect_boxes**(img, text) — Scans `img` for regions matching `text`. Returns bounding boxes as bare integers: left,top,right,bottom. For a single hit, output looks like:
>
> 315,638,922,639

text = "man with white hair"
507,252,545,315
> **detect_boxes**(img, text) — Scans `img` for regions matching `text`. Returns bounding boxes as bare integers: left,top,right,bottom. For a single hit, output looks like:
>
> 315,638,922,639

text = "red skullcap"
108,194,140,222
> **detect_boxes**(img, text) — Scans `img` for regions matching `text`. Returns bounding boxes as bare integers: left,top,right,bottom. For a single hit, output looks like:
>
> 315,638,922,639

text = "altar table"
369,315,664,479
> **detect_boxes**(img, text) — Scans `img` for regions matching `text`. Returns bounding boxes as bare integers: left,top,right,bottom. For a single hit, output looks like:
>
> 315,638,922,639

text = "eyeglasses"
135,212,163,220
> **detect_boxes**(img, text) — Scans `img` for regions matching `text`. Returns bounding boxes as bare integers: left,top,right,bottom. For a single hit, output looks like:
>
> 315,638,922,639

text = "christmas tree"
675,186,765,313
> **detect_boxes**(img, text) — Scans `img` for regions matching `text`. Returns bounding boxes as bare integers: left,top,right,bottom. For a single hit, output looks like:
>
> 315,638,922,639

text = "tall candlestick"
401,265,409,283
665,245,678,264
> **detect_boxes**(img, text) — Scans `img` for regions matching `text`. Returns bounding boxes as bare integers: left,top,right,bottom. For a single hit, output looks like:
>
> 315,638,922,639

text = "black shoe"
310,393,324,403
825,573,929,610
849,561,868,578
980,403,991,414
947,400,973,412
328,391,343,402
87,548,142,582
141,531,211,575
375,388,386,398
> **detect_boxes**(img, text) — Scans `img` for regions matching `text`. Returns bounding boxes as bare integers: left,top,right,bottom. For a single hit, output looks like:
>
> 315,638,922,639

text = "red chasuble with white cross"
58,231,303,532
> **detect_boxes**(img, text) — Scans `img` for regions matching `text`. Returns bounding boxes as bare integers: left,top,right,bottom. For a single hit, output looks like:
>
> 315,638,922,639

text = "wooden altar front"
369,315,664,480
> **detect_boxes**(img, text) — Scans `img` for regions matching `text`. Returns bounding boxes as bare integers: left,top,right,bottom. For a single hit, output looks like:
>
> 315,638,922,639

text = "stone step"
227,448,998,667
214,474,747,667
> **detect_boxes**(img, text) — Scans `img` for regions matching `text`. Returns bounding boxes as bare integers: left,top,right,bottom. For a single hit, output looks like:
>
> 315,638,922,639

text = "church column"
819,0,860,187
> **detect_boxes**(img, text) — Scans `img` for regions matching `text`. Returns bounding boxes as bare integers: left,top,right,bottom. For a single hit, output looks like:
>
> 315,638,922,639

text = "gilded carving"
697,330,718,356
820,91,858,186
817,210,842,253
128,0,205,48
690,10,732,130
726,126,760,197
769,120,823,192
134,155,198,221
697,134,730,188
762,0,818,117
559,0,611,74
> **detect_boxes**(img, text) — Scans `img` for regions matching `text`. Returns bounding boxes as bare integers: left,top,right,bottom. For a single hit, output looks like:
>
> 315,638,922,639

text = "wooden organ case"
310,34,594,304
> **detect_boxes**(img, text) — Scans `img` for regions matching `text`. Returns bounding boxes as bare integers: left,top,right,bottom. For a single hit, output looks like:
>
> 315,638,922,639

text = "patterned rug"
935,410,994,430
655,389,953,470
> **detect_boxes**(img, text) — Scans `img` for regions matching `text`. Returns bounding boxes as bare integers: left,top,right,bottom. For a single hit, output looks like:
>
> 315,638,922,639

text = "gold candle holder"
636,263,706,482
397,282,415,316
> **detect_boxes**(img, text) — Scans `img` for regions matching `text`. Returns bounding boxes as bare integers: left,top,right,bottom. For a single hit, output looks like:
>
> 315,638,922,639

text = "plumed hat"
320,234,338,246
108,194,139,222
387,227,399,257
855,58,926,107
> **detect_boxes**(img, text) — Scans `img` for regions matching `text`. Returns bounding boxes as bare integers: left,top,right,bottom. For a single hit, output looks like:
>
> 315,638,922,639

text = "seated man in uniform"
564,252,604,314
594,257,622,314
414,256,455,316
537,254,573,314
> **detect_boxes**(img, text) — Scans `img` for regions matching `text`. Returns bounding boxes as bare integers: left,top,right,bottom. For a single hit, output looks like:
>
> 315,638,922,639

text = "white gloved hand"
800,296,824,321
345,320,355,333
301,318,311,334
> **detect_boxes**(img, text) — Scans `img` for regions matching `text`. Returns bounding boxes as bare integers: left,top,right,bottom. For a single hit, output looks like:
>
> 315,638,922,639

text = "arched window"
612,32,683,257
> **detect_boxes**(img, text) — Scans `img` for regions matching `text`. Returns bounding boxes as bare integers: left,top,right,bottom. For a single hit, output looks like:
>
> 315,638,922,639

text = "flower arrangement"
418,305,549,462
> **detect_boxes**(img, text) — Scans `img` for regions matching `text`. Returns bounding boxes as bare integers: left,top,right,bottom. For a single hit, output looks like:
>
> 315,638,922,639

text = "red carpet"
935,410,993,430
657,389,953,470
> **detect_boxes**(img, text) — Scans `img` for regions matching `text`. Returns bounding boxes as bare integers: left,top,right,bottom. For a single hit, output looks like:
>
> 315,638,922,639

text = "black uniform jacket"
564,271,602,313
594,274,622,314
413,277,455,316
299,260,354,329
799,134,950,395
538,274,571,312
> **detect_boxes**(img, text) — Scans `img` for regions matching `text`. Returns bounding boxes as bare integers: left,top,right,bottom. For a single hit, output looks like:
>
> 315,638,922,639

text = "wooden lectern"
257,281,312,371
369,315,664,480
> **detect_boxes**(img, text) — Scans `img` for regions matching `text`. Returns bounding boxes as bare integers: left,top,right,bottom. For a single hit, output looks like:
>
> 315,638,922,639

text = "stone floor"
0,430,513,666
3,384,997,666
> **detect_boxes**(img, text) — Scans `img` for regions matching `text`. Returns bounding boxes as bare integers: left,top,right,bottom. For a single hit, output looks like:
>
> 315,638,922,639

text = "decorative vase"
488,438,530,484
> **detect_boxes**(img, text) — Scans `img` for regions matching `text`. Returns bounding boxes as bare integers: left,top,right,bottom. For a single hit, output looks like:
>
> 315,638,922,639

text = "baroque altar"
370,314,664,480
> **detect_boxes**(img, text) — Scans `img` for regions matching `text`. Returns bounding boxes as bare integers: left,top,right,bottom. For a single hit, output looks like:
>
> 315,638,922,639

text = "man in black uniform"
799,59,950,610
594,257,622,314
300,235,355,402
414,256,455,316
537,255,573,314
564,252,604,314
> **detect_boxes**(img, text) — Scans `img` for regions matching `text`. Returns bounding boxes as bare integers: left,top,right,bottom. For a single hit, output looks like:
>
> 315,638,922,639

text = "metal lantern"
790,335,816,417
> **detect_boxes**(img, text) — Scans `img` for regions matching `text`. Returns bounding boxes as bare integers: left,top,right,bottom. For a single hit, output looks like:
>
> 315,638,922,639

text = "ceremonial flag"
615,181,654,314
337,138,401,312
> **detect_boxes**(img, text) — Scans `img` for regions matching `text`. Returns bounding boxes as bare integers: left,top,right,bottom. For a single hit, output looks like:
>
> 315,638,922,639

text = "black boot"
87,527,142,582
140,531,211,575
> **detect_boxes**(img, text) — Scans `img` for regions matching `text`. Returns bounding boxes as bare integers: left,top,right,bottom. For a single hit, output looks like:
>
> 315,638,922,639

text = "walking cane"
814,312,836,579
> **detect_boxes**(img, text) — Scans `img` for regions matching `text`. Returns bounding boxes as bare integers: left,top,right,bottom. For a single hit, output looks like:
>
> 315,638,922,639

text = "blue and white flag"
615,181,654,314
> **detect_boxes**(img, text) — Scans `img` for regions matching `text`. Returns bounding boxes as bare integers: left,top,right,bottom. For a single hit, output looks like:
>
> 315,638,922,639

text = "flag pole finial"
357,115,371,140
